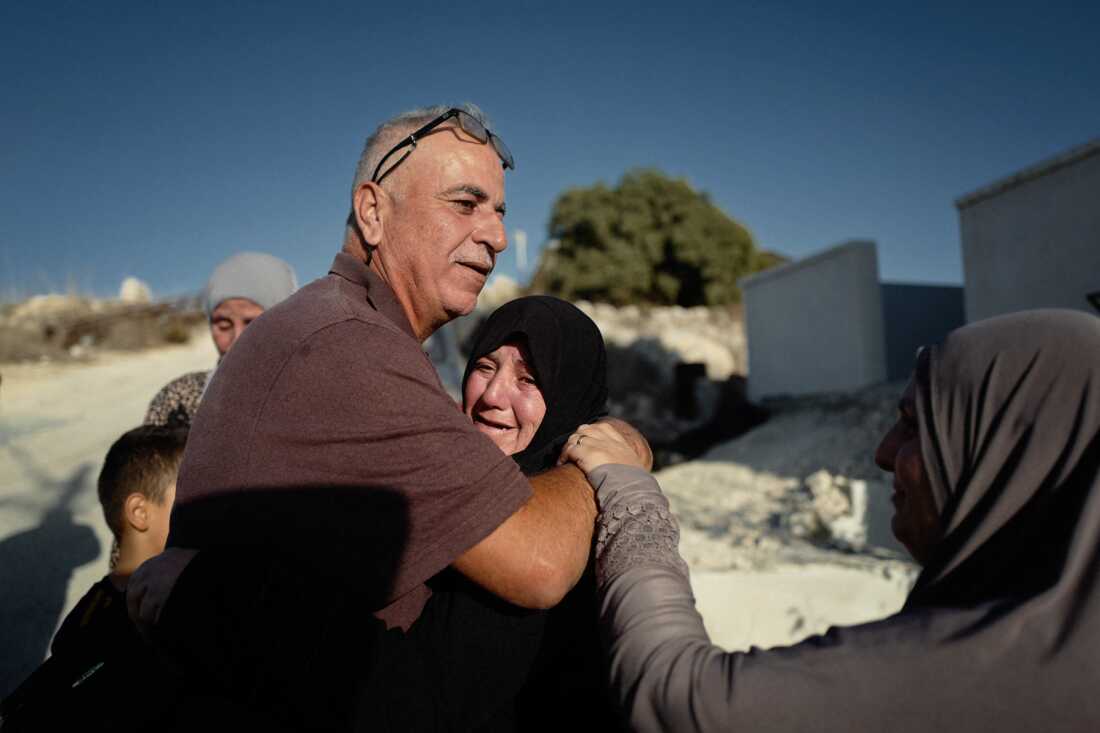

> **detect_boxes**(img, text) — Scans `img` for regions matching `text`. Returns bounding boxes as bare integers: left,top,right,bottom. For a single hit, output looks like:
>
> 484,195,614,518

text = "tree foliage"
529,169,781,306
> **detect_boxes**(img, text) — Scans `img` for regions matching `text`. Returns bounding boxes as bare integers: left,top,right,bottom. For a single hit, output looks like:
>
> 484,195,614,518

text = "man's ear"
123,492,150,533
353,181,386,248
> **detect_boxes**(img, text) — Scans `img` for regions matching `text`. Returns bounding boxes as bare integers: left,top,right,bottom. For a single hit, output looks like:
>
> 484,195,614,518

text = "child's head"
98,425,188,566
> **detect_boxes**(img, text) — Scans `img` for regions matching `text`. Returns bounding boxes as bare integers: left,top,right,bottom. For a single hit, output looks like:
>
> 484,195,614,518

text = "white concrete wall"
740,240,886,401
958,145,1100,322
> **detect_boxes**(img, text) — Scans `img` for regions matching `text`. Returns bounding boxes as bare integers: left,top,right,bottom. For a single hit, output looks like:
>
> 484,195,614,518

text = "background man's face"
380,125,507,337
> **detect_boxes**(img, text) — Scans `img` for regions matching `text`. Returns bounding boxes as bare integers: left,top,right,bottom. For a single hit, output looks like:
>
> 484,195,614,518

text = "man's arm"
453,418,651,609
453,463,595,609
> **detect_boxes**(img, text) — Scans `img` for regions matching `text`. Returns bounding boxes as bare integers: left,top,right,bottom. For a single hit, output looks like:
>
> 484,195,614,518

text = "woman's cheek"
463,376,487,415
517,391,548,434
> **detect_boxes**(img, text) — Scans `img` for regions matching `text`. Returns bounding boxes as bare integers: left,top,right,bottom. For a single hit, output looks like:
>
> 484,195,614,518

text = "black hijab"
462,296,609,475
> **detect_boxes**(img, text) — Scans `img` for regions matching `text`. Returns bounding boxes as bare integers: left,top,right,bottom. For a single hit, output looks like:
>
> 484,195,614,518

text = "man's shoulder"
248,272,409,349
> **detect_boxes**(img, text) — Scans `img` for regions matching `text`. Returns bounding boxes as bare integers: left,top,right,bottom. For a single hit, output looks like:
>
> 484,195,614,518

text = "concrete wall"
880,283,965,380
741,241,886,400
957,141,1100,322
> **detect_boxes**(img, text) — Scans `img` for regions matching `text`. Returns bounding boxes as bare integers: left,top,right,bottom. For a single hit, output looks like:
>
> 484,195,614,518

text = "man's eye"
454,199,477,211
475,361,494,373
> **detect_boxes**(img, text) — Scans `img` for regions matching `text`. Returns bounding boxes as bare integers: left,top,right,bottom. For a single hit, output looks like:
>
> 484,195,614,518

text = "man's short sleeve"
242,320,532,616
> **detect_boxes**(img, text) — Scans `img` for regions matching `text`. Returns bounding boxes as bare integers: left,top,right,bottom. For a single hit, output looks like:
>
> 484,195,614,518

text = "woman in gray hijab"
144,252,297,428
564,308,1100,732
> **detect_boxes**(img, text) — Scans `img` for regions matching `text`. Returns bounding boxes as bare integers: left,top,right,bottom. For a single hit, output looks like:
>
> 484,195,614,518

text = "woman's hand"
558,422,648,475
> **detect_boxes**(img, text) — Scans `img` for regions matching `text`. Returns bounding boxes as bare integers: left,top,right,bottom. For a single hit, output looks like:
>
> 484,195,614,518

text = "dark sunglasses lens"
457,111,488,143
456,111,512,170
490,134,514,170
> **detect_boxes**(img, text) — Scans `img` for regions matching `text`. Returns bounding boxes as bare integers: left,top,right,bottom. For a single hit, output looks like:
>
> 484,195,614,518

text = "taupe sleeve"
591,464,733,733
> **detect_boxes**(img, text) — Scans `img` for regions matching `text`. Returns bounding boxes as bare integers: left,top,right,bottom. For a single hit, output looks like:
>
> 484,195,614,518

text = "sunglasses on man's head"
370,108,514,184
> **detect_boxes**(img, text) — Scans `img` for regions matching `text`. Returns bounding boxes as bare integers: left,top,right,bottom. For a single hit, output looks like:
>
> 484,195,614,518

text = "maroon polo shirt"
169,253,532,629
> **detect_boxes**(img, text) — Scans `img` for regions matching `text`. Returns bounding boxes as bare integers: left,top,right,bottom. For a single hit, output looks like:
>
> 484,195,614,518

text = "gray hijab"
804,308,1100,730
908,308,1100,612
593,308,1100,732
203,252,298,317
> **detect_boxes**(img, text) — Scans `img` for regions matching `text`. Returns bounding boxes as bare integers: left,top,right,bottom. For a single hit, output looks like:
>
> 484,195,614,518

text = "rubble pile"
657,380,916,580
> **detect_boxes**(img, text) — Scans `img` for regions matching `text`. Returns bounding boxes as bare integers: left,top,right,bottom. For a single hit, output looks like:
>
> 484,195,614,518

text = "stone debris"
118,277,153,303
655,382,917,587
577,300,746,380
477,274,522,311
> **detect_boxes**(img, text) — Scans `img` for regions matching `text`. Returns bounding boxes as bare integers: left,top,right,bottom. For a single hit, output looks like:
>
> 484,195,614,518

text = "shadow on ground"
0,448,100,697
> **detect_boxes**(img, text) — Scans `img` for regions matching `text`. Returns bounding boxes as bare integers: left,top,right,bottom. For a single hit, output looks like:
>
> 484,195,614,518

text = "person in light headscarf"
143,252,297,428
564,308,1100,733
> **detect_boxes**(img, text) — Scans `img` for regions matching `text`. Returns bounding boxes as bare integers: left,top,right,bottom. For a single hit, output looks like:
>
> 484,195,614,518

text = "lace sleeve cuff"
590,464,690,587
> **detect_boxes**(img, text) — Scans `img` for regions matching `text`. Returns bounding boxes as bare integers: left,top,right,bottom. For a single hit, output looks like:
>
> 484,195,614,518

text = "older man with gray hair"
127,103,647,728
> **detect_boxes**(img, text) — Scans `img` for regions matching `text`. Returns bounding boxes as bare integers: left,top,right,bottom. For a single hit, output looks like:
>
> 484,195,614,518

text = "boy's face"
148,481,177,553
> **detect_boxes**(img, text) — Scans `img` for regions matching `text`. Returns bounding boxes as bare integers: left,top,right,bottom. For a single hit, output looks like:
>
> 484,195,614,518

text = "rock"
577,301,746,383
477,274,521,310
805,470,851,524
118,277,152,303
8,294,88,324
827,479,868,550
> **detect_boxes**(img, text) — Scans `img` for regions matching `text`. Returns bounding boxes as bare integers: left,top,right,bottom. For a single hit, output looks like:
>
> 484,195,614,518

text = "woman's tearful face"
463,339,547,456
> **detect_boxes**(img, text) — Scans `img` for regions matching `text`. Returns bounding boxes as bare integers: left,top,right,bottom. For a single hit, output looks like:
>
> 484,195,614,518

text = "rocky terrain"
0,281,202,365
657,381,918,650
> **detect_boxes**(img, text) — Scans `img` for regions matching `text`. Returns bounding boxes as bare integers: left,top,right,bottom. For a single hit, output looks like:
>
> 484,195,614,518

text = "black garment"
146,552,542,732
457,296,617,731
1,577,178,732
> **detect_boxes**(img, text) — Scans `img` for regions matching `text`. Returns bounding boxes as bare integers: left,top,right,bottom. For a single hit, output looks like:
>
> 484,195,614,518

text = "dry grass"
0,297,205,364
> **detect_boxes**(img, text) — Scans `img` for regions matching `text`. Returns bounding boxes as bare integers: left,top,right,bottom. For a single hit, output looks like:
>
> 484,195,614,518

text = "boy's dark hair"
97,425,188,539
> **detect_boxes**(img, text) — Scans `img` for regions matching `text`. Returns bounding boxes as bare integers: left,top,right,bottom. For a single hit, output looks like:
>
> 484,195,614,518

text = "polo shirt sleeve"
245,319,533,610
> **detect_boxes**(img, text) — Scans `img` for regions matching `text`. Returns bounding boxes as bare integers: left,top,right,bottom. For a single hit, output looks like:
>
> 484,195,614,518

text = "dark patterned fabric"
144,370,210,428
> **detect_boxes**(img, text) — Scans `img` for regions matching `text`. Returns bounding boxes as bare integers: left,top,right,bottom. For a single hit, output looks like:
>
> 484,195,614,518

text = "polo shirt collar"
329,252,418,341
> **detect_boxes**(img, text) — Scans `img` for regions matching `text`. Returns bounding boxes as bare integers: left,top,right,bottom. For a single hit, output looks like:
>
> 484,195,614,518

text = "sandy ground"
0,333,914,695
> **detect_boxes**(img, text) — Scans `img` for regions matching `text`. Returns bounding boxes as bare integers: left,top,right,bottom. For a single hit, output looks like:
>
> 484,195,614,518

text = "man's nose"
473,215,507,254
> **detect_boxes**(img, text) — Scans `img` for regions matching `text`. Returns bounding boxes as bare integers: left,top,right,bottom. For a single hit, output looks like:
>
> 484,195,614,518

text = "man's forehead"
413,133,506,196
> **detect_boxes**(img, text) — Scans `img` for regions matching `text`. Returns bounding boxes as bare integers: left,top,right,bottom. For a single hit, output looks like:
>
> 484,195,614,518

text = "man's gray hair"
349,102,495,202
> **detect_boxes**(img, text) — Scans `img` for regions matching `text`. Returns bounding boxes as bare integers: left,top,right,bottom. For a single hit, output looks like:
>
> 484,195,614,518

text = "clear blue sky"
2,0,1097,300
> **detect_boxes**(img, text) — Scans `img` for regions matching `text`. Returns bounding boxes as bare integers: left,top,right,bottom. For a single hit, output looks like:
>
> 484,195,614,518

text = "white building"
956,139,1100,323
740,241,963,401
